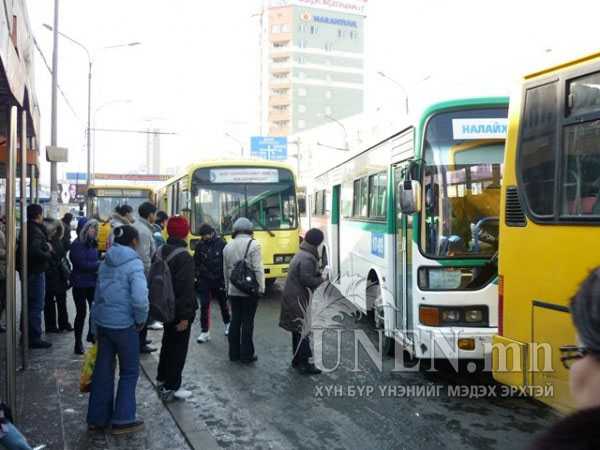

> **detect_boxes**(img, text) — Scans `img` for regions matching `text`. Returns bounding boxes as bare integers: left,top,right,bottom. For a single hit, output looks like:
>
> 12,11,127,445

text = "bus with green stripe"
312,97,508,367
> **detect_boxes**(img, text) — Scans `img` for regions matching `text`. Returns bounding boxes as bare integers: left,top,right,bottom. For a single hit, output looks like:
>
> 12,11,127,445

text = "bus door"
331,185,341,281
393,164,410,333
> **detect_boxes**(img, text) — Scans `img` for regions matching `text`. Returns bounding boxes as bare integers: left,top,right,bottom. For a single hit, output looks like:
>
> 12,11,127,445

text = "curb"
139,356,221,450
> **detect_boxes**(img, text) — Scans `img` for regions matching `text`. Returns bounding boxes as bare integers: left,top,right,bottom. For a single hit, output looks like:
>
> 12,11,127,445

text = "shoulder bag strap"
243,239,254,261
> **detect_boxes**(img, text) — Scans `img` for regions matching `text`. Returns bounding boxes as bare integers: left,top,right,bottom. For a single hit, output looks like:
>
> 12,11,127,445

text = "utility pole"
50,0,59,218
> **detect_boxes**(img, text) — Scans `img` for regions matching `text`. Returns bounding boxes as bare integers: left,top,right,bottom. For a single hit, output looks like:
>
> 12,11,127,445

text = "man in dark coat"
43,219,72,333
157,216,198,401
17,204,53,348
61,213,73,252
193,223,230,343
280,228,324,375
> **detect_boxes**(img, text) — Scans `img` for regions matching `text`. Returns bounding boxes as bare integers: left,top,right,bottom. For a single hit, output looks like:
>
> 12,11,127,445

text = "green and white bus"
312,97,509,366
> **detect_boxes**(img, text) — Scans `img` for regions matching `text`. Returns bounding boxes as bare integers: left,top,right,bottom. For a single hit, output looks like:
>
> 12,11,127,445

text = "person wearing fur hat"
280,228,324,375
194,223,230,343
223,218,265,364
43,218,73,333
69,219,101,354
156,216,197,401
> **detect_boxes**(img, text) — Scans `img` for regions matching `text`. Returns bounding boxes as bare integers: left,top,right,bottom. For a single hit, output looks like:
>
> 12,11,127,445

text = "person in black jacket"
61,213,73,252
17,204,53,349
43,219,72,333
156,216,197,401
194,223,230,343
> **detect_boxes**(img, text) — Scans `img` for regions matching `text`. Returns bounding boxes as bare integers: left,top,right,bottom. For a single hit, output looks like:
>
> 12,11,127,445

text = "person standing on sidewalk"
70,219,100,355
280,228,324,375
17,204,52,349
157,216,197,401
61,212,73,252
88,225,148,435
194,223,230,343
132,201,161,353
43,219,73,334
223,218,264,364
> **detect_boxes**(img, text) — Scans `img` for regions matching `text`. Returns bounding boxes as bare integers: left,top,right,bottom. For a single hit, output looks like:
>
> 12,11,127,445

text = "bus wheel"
367,278,394,357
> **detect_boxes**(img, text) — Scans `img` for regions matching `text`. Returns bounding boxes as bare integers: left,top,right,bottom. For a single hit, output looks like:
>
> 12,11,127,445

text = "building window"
296,56,305,64
273,41,288,48
298,72,307,79
349,30,359,40
299,88,307,97
281,24,290,33
299,24,308,32
325,90,332,99
272,24,281,33
324,42,333,52
298,105,307,113
337,29,344,39
298,120,306,129
325,73,332,82
298,40,307,49
325,106,332,116
310,25,318,35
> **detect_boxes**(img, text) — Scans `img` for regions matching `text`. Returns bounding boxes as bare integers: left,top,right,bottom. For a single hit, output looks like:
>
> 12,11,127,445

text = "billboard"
270,0,368,16
250,136,288,161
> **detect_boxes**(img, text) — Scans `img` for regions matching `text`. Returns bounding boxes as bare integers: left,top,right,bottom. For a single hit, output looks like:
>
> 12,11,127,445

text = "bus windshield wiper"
254,219,275,237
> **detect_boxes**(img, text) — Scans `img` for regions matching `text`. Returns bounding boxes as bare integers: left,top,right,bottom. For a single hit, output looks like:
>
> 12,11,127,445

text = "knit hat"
167,216,190,239
304,228,324,246
198,223,215,236
232,217,253,233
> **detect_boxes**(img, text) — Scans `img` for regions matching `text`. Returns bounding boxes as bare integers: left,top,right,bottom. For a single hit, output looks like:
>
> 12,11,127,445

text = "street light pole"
377,71,409,115
321,114,349,150
86,60,92,187
50,0,59,218
225,132,244,157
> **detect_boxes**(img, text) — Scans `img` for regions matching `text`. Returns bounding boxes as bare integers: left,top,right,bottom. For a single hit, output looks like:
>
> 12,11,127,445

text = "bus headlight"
441,310,460,322
274,254,294,264
465,309,484,323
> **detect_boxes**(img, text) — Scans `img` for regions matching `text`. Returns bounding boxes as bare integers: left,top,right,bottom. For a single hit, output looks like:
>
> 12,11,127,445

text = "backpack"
148,246,188,323
229,239,260,297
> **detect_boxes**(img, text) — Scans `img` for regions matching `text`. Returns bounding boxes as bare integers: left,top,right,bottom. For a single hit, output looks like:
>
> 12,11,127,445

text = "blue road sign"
66,172,87,182
250,136,288,161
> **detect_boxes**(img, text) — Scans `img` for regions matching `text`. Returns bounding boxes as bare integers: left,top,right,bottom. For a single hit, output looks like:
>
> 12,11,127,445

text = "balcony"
269,127,290,137
269,95,289,106
268,110,291,122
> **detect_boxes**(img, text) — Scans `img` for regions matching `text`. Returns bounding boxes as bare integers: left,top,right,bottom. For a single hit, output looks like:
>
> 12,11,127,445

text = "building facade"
266,1,365,137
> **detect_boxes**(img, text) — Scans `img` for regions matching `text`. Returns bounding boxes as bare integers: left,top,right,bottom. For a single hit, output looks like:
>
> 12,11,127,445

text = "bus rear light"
419,306,440,326
498,275,504,336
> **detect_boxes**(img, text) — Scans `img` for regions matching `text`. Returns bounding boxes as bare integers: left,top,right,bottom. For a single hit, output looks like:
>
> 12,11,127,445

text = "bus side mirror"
398,179,421,214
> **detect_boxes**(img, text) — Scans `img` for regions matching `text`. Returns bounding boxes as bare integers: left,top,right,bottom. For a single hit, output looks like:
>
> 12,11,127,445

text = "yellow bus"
156,160,300,287
86,184,154,252
492,51,600,413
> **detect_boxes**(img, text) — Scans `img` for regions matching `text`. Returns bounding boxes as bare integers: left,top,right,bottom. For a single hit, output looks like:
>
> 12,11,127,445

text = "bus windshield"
88,189,152,222
192,167,297,235
422,108,507,258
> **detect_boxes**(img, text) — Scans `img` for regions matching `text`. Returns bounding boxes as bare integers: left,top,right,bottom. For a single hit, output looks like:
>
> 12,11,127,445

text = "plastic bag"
79,344,97,393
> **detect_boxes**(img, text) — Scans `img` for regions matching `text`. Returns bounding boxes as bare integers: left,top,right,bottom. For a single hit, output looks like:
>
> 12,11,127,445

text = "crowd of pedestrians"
7,197,330,439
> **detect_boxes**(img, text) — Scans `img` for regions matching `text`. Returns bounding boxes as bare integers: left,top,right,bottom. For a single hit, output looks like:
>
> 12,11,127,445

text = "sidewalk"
12,296,197,450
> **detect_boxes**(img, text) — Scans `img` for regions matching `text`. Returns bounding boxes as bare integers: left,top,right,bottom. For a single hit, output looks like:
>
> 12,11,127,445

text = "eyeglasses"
560,345,590,369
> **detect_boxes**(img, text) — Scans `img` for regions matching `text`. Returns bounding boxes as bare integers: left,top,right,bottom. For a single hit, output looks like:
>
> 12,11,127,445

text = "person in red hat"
156,216,198,401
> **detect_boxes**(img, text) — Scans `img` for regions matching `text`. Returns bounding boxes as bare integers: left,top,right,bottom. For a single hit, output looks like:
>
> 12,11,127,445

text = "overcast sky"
28,0,600,185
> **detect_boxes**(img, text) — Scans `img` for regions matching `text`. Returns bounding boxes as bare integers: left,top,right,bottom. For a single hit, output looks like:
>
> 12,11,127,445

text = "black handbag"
229,240,259,297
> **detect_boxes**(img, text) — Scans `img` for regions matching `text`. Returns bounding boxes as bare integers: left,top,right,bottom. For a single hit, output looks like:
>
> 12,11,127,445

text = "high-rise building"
265,0,366,137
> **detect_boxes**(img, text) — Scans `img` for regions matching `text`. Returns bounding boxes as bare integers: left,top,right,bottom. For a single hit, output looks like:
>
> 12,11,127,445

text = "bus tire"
367,276,394,357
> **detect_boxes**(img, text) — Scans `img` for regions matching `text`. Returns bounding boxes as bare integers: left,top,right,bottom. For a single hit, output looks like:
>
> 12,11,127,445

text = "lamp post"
43,24,140,188
225,132,245,157
377,72,432,116
318,113,349,150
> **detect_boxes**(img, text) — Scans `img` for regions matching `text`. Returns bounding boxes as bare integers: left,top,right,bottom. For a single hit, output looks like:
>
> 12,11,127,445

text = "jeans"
44,290,69,331
25,273,45,342
73,287,94,344
228,296,258,362
87,326,140,426
157,319,193,391
292,332,312,366
197,286,230,332
0,422,32,450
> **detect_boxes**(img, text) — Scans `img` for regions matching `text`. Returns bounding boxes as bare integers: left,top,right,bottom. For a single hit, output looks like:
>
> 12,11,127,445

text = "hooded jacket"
91,243,149,330
194,234,226,288
279,241,323,332
69,220,100,289
131,217,156,276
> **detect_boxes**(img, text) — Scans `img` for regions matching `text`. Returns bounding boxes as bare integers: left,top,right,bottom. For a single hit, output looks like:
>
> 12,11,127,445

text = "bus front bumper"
412,325,498,361
264,264,289,280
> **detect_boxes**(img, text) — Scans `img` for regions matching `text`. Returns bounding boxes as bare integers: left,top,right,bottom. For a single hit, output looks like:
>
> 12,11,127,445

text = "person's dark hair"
62,213,74,224
571,268,600,354
113,225,139,247
156,211,168,225
115,204,133,217
27,204,43,221
198,223,215,236
138,202,157,219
